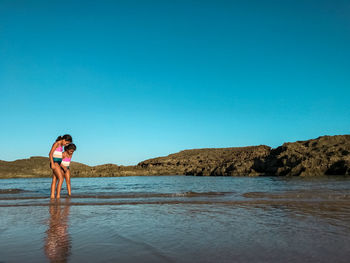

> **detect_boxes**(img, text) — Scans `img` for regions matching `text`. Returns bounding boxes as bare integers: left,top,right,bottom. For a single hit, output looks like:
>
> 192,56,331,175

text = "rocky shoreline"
1,135,349,178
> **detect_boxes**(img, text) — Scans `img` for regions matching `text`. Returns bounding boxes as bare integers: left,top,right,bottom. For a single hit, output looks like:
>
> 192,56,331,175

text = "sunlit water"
1,176,350,262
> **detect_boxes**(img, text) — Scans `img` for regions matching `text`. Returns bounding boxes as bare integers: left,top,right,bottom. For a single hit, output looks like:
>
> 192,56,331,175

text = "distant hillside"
0,157,146,178
0,135,349,178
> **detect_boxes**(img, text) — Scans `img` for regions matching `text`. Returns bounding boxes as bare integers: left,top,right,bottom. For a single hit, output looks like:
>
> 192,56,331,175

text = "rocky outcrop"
0,135,349,178
253,135,350,176
138,145,271,176
139,135,350,176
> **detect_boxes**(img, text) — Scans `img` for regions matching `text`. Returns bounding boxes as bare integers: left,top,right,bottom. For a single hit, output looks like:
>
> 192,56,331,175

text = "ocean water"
1,176,350,263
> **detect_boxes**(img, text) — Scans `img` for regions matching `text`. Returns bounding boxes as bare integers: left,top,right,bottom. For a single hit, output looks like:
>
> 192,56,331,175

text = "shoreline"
1,174,350,179
0,174,189,179
1,134,349,178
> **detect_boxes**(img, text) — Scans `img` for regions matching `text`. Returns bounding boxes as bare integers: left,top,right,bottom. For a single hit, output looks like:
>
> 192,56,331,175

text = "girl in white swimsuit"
60,143,77,196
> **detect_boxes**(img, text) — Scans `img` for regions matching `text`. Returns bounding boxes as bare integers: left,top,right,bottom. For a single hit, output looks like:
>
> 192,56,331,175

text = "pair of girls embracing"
49,134,76,199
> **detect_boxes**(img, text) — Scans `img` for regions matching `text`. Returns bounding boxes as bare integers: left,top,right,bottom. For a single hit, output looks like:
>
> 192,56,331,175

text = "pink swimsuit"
61,157,71,168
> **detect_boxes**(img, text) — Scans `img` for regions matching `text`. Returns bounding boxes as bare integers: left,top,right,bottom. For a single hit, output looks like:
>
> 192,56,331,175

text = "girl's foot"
56,195,60,199
50,195,55,199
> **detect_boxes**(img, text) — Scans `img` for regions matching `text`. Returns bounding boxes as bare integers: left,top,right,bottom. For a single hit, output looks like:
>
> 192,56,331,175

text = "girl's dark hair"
56,134,73,142
64,143,77,151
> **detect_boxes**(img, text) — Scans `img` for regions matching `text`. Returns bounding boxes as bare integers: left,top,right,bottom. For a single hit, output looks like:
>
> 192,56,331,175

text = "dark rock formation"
138,145,271,176
139,135,350,176
0,135,349,178
254,135,350,176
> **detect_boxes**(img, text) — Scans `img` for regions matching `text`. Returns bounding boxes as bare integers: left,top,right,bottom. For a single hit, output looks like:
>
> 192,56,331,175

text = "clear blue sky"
0,0,349,165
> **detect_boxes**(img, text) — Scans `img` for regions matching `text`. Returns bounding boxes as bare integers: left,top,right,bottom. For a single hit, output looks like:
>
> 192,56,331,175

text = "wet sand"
1,176,350,262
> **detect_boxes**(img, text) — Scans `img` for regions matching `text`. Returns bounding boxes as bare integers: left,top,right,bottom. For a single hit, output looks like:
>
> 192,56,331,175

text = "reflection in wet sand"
241,190,350,233
0,175,350,263
44,199,71,263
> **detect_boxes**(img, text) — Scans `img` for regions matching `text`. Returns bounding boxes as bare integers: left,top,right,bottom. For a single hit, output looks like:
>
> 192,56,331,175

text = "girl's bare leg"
50,174,57,198
53,166,64,199
64,170,71,196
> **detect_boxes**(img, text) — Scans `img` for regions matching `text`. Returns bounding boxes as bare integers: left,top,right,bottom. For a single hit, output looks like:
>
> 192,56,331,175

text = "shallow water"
1,176,350,262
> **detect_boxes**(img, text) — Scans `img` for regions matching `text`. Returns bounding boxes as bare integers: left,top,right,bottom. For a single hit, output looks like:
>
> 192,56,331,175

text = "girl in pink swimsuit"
60,143,77,196
48,134,73,199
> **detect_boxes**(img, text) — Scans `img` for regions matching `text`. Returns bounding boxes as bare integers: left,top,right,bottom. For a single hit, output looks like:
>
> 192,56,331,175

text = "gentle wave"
0,191,233,200
242,190,350,200
0,188,29,194
1,199,350,207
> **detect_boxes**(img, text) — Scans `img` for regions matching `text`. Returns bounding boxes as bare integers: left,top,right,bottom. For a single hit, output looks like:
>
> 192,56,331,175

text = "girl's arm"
60,163,68,173
48,142,58,168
